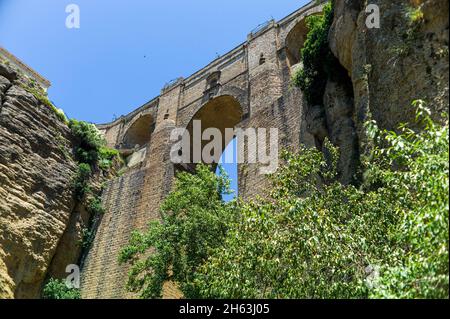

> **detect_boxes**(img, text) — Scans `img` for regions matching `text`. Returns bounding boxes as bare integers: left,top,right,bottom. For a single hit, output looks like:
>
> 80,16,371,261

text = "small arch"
206,71,221,89
259,53,266,65
122,114,155,149
284,12,322,70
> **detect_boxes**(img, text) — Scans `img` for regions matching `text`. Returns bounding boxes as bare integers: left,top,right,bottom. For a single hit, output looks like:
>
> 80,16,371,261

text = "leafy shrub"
196,103,448,299
119,165,237,298
69,119,105,150
73,163,92,200
75,148,99,166
291,1,335,106
69,119,120,171
69,120,119,261
87,196,105,215
42,278,80,299
80,227,95,249
98,146,120,171
407,6,424,25
366,101,449,298
69,119,106,165
121,102,448,299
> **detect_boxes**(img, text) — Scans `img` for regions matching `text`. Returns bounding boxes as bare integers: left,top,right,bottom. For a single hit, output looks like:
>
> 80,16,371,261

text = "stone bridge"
81,1,323,298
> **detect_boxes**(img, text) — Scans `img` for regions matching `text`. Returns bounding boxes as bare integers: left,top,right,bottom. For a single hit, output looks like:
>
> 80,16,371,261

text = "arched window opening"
285,14,320,72
216,136,238,202
122,114,154,150
179,95,242,173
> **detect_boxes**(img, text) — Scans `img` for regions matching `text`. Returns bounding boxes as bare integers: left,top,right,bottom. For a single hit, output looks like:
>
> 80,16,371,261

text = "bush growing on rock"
291,1,335,106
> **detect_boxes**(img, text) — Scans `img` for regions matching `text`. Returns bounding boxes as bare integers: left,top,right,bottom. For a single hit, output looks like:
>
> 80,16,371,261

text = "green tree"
367,101,449,298
120,102,448,299
42,279,81,299
119,165,237,298
69,119,106,165
292,1,335,105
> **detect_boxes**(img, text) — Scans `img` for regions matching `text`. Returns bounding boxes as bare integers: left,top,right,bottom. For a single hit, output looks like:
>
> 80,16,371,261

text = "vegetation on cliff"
120,103,449,299
69,119,122,252
42,279,81,300
291,1,334,105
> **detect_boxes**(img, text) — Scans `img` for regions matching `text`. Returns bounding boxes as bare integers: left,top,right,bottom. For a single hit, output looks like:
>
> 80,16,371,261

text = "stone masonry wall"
81,167,147,298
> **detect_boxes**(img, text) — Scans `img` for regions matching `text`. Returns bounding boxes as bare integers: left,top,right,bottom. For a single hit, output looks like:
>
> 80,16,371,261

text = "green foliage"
365,101,449,298
119,165,237,298
69,120,119,260
407,6,424,25
197,148,392,298
69,119,105,165
73,163,92,200
42,278,81,299
120,101,448,299
196,102,448,299
98,146,120,171
291,1,335,106
87,196,105,215
69,119,120,171
80,227,95,249
69,119,105,150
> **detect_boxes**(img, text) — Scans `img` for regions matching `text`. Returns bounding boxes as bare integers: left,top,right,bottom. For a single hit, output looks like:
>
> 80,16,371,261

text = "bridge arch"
180,94,243,170
122,113,155,149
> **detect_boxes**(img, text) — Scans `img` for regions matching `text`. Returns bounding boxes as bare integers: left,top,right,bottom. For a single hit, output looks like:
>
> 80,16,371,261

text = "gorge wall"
0,61,116,298
0,63,79,298
329,0,448,160
0,0,448,299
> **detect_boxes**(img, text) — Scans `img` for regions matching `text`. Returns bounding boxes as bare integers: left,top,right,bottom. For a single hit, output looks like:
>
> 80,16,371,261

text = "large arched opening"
179,95,243,199
122,114,155,150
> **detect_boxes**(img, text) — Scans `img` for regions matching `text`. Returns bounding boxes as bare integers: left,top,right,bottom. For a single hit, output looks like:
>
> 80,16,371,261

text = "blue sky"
0,0,308,200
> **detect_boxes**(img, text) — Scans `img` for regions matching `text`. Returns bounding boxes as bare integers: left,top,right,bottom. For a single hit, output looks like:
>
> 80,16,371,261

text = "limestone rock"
328,0,361,72
331,0,449,135
0,75,78,298
0,256,14,299
305,104,328,145
0,63,17,83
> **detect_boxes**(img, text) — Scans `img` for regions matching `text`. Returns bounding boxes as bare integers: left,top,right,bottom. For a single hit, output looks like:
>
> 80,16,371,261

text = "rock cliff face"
306,0,449,183
0,63,85,299
330,0,448,140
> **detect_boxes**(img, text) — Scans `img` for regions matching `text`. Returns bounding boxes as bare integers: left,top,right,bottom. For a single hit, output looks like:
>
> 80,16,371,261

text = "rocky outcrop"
0,62,101,298
305,0,449,183
330,0,449,142
323,77,359,185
